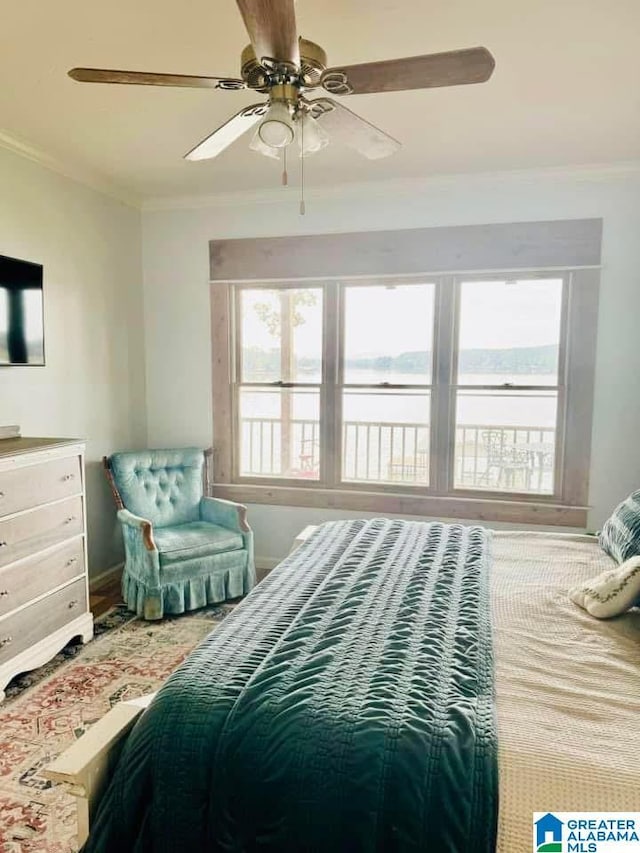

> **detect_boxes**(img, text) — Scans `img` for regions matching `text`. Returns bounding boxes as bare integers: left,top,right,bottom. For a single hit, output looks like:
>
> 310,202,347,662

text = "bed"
45,520,640,852
491,530,640,848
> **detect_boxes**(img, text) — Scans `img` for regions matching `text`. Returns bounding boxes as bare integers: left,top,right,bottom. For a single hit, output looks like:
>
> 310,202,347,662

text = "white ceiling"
1,0,639,202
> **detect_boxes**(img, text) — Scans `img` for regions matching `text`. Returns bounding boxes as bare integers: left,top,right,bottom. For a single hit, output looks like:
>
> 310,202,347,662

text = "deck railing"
241,418,320,478
240,417,555,493
343,421,430,484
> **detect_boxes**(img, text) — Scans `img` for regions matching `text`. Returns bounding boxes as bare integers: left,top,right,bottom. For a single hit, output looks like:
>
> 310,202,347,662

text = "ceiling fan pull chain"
282,147,288,186
299,117,306,216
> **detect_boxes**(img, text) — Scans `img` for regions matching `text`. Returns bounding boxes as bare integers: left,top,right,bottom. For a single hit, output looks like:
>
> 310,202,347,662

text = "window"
212,267,597,526
342,284,434,487
237,287,323,479
453,277,564,495
210,221,601,525
229,273,570,494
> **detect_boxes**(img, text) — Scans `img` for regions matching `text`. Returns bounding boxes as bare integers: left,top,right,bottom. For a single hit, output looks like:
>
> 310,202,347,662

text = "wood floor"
89,570,123,618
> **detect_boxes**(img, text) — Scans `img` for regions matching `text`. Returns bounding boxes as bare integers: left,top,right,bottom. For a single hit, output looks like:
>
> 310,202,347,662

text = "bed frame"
42,525,318,847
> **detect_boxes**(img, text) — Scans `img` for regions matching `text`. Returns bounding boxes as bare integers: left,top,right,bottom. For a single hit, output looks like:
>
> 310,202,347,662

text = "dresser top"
0,437,82,459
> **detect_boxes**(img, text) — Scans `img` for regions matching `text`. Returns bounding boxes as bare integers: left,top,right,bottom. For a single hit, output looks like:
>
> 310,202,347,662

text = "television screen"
0,254,44,365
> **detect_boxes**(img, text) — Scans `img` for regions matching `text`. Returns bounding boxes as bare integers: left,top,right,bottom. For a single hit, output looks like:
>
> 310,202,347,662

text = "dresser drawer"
0,496,84,569
0,538,84,618
0,577,87,666
0,455,81,518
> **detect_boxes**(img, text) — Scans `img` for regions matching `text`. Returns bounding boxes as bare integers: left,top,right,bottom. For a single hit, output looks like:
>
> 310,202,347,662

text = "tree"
253,290,318,337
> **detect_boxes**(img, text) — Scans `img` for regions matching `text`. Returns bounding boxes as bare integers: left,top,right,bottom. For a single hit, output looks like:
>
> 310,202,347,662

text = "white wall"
141,165,640,565
0,147,146,577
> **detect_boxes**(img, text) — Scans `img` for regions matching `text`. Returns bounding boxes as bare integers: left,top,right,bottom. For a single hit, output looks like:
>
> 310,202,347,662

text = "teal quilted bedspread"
84,518,498,852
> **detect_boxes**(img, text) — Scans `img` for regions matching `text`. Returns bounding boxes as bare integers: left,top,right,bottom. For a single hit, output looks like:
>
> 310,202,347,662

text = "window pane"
240,288,323,383
342,389,430,485
457,279,563,386
239,388,320,479
344,284,434,385
454,390,557,494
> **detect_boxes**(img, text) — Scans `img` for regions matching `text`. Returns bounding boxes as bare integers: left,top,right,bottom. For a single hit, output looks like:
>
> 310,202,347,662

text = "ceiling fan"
68,0,495,171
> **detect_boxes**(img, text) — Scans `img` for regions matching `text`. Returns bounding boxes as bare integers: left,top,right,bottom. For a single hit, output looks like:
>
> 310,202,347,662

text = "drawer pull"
68,599,80,610
62,474,75,482
66,557,78,567
64,516,76,525
0,491,4,497
0,590,8,598
0,637,12,648
0,542,7,548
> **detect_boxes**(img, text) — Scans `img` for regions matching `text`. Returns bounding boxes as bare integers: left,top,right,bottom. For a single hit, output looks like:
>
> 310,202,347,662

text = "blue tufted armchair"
104,448,255,620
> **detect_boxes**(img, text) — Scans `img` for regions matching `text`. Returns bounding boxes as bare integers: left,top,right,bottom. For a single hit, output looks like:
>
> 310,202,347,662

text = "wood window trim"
209,220,602,281
210,483,587,528
210,221,601,528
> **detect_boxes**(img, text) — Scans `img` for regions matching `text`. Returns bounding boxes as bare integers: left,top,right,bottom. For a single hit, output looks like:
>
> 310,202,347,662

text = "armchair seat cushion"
155,522,244,569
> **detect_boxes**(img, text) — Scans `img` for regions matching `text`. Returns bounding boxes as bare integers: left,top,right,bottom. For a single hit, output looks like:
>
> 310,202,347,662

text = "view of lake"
239,286,561,491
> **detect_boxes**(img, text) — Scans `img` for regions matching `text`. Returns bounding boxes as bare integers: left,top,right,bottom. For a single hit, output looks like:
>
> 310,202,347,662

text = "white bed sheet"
492,531,640,852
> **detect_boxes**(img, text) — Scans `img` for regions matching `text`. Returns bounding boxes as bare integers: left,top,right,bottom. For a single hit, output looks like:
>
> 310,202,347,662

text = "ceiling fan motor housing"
240,38,328,91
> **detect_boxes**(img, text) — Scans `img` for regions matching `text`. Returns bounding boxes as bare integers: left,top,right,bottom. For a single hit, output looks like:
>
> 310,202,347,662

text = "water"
242,371,558,429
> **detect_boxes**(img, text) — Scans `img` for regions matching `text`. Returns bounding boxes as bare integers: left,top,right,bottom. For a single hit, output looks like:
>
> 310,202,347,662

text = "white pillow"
569,556,640,618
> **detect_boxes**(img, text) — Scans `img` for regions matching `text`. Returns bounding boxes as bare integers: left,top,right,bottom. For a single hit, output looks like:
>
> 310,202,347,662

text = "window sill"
210,483,588,528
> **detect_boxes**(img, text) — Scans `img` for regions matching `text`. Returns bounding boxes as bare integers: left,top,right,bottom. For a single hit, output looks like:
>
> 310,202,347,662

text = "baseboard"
90,563,123,592
256,557,280,572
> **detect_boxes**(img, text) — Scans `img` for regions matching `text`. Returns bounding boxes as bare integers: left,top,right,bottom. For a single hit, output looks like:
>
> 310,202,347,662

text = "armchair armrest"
117,509,157,552
200,497,250,533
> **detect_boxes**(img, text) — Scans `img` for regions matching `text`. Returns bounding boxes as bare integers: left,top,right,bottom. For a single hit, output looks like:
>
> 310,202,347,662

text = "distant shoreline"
243,344,560,379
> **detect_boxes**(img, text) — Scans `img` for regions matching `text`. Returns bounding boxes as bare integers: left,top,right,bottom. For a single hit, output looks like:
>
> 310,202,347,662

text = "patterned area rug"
0,602,234,852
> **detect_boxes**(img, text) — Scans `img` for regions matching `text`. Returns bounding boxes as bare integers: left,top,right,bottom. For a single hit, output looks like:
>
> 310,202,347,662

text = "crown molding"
0,128,141,209
1,125,638,215
142,160,640,213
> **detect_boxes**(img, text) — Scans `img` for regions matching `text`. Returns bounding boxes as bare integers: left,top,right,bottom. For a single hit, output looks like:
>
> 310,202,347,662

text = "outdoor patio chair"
481,429,532,490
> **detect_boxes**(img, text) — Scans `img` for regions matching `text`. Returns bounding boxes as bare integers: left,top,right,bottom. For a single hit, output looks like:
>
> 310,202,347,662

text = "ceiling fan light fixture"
296,111,329,156
249,126,281,159
257,100,295,149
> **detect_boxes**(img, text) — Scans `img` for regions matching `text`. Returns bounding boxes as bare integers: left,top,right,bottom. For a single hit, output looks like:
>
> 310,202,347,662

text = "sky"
459,279,562,351
240,278,563,358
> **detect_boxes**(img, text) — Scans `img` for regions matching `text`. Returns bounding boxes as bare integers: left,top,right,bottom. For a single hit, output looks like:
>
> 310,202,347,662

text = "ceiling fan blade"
309,98,400,160
69,68,245,90
184,103,268,161
235,0,299,67
320,47,495,96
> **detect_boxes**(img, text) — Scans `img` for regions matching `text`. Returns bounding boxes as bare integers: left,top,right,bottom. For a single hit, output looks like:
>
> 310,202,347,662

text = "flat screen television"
0,254,45,365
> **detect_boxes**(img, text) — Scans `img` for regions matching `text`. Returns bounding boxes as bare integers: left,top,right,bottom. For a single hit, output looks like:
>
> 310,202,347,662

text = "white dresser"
0,438,93,701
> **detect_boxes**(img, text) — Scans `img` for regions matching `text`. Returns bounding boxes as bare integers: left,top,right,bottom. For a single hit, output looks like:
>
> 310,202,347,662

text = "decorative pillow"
598,489,640,564
569,556,640,619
